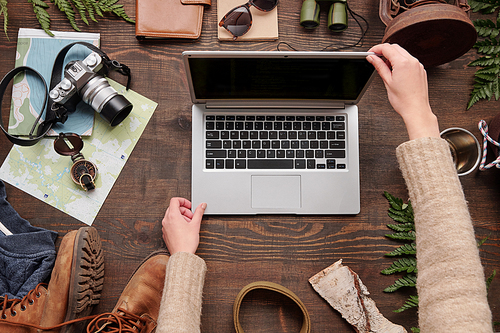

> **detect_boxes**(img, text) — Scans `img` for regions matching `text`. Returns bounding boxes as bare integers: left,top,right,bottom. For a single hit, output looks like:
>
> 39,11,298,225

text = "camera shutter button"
49,90,59,99
60,78,72,91
85,54,97,67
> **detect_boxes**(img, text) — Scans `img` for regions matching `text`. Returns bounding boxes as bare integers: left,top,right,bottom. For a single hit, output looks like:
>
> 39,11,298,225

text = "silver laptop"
183,51,375,215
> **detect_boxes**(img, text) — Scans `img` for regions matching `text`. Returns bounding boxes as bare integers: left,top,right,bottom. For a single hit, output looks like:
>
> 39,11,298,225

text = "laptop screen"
184,51,375,104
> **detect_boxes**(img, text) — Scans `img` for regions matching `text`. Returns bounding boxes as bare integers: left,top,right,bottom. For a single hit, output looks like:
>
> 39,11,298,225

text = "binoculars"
300,0,347,32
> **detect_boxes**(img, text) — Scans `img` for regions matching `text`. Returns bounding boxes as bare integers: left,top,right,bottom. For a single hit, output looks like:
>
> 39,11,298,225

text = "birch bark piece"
309,259,408,333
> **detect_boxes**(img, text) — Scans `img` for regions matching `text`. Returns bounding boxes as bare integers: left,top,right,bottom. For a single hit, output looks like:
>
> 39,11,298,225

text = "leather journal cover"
136,0,211,40
217,0,278,41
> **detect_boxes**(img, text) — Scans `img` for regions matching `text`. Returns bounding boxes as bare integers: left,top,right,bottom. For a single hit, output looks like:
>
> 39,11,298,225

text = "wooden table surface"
1,0,499,331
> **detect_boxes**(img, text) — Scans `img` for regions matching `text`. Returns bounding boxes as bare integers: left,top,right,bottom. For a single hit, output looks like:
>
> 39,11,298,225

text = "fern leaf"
410,328,420,333
388,211,413,224
475,19,500,38
384,191,404,210
387,223,415,232
394,295,419,313
469,0,500,14
469,55,500,66
52,0,80,31
70,0,89,25
28,0,54,36
486,269,497,291
385,230,416,241
386,243,417,257
381,257,417,275
384,274,417,292
0,0,8,37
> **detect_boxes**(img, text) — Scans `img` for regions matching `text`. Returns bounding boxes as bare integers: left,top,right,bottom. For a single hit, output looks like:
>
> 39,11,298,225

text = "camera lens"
100,95,133,126
80,76,133,126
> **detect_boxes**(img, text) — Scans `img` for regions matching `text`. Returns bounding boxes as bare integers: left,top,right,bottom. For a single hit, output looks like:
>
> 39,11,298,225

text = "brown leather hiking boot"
86,250,169,333
0,226,104,333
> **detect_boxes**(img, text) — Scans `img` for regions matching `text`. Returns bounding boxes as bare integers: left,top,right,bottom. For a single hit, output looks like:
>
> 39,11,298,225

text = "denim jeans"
0,180,58,299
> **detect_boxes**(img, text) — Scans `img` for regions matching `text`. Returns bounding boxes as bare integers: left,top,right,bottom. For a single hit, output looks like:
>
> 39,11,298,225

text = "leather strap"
233,281,311,333
0,66,52,146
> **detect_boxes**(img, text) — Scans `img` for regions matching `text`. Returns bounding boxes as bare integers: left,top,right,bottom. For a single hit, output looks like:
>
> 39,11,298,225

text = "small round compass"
54,133,98,191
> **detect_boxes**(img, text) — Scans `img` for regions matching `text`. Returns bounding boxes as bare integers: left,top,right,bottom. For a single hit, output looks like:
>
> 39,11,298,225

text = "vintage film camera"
49,51,133,127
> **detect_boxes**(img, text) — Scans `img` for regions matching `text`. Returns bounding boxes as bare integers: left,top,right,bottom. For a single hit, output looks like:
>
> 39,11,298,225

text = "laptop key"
325,150,346,158
216,159,224,169
307,159,316,169
206,150,226,158
329,141,346,149
295,159,306,169
206,131,219,139
235,160,246,169
206,140,222,149
248,159,293,169
206,159,214,168
226,159,234,169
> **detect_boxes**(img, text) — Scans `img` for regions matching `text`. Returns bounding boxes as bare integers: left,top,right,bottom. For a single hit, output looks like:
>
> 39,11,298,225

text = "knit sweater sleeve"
396,137,492,333
156,251,207,333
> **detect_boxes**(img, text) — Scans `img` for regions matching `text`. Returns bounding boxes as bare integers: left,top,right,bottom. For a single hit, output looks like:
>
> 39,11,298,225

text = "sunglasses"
219,0,278,40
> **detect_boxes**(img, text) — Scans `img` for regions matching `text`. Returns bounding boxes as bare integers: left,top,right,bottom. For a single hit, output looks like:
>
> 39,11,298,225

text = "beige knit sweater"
156,251,206,333
396,137,492,333
154,137,493,333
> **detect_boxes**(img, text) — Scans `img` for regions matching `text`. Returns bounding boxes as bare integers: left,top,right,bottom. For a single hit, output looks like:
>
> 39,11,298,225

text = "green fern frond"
469,0,500,14
70,0,89,25
385,230,416,241
384,191,405,210
387,223,415,232
469,55,500,66
387,211,412,223
51,0,80,31
0,0,8,37
486,270,497,291
477,65,500,75
386,243,417,257
475,18,500,38
384,274,417,293
394,295,419,313
410,328,420,333
96,0,134,23
381,257,417,275
468,75,500,108
28,0,53,36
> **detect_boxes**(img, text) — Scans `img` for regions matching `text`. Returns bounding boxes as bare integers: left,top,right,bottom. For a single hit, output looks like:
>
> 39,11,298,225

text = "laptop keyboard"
204,114,347,170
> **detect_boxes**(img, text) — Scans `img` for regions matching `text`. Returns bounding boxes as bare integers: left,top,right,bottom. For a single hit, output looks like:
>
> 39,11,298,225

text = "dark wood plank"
0,1,499,332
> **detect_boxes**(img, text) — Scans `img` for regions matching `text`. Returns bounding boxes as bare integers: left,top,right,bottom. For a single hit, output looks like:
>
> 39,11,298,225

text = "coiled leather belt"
233,281,311,333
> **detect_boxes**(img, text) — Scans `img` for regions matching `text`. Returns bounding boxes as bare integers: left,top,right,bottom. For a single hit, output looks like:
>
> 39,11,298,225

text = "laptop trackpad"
251,176,301,209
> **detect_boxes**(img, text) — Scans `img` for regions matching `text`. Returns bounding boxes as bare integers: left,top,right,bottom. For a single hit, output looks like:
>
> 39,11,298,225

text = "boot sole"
61,226,104,333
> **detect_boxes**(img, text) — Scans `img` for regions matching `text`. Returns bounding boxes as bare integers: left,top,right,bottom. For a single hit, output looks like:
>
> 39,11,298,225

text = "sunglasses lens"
251,0,278,11
219,6,252,37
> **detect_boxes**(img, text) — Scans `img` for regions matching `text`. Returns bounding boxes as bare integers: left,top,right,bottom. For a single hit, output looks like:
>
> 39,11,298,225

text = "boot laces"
1,283,45,319
87,308,147,333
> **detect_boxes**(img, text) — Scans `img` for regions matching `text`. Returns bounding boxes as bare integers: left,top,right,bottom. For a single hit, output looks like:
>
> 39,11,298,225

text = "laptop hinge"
204,100,346,109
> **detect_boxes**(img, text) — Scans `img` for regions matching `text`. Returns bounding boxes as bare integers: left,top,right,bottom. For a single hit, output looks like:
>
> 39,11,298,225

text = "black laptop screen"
188,56,375,101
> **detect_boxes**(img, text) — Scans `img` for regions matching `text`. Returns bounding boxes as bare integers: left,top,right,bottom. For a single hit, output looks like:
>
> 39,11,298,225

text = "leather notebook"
136,0,211,40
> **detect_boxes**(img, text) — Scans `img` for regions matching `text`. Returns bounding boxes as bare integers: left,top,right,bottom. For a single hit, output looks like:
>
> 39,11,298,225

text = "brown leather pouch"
135,0,211,40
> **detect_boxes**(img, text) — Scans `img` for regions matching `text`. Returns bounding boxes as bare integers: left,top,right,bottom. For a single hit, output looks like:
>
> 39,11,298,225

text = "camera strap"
0,66,52,146
0,42,131,146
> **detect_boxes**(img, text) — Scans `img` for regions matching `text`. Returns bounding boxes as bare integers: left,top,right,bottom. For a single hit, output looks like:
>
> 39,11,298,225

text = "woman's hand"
367,43,440,140
162,198,207,255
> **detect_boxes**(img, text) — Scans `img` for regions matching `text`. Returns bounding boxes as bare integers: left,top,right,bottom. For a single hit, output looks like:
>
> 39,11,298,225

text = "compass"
54,133,98,191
